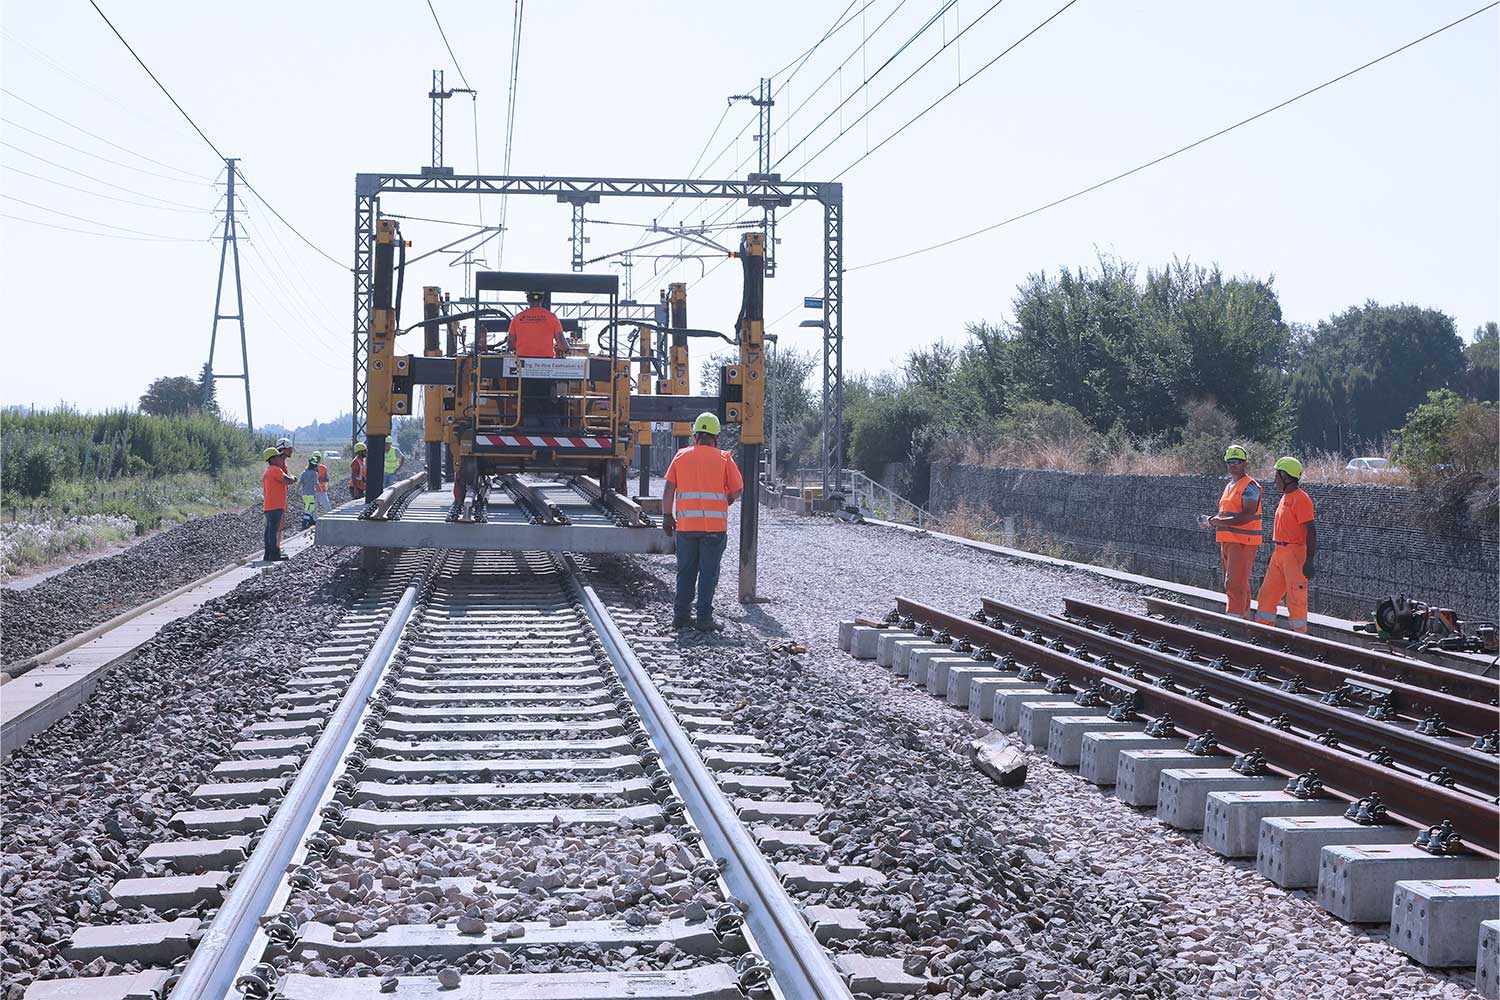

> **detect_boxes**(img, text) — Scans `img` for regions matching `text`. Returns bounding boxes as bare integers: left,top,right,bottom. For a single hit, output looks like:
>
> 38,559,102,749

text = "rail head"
565,557,853,1000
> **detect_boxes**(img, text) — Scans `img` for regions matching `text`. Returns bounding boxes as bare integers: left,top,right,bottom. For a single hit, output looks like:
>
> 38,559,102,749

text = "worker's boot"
264,546,277,563
272,548,290,561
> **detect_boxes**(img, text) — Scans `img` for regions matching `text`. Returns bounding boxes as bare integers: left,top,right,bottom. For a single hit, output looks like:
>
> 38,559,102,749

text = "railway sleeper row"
840,599,1500,996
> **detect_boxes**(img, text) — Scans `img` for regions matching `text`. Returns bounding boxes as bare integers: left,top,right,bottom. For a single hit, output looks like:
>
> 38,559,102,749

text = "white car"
1344,457,1391,473
322,449,342,461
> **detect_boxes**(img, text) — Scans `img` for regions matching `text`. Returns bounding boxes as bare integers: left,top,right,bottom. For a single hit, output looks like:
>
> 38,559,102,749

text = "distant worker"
261,447,295,562
506,291,569,357
299,456,320,528
1253,457,1317,633
384,442,403,489
1205,445,1262,619
312,451,333,516
350,442,368,499
661,412,744,631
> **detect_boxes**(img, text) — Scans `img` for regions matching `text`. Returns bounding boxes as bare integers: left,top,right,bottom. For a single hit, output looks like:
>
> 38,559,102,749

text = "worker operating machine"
316,218,768,580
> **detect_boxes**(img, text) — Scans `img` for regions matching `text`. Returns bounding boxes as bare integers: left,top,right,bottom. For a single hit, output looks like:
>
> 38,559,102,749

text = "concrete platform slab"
1079,733,1185,786
1201,790,1347,858
1317,844,1496,923
1391,878,1500,967
1116,750,1213,807
1046,717,1140,766
1157,770,1284,830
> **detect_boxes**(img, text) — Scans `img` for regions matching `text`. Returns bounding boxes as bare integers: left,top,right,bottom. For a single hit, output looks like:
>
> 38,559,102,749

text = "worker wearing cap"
1254,457,1317,633
350,442,368,499
1205,445,1262,619
661,413,744,631
506,292,569,358
261,447,295,562
298,456,320,528
312,451,333,516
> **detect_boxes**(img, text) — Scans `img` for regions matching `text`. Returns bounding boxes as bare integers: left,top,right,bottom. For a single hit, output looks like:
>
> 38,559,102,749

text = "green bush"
1,448,54,498
1,406,263,481
1172,400,1243,475
1392,389,1466,473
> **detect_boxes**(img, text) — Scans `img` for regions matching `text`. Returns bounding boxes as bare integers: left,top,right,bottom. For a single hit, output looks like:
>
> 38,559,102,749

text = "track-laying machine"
316,219,767,571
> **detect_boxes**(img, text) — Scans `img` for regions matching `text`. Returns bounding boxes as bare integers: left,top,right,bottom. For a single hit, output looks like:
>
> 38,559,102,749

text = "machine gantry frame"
351,172,845,490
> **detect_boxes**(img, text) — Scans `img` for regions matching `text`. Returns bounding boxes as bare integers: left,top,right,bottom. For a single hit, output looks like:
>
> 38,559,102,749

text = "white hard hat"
276,437,292,449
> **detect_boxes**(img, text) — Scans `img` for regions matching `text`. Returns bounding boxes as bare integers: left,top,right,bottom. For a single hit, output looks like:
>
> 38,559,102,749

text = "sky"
1,0,1496,429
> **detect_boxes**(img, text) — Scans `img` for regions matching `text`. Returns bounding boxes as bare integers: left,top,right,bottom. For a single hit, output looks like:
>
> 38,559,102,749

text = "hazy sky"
2,1,1495,429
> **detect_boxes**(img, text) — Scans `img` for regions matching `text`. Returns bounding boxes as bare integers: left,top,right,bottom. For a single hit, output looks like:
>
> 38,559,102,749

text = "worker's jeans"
1255,543,1309,632
1219,542,1257,618
674,531,728,624
263,509,283,553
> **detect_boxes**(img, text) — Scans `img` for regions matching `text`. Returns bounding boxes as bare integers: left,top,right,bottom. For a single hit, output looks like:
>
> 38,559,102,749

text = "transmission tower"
206,157,253,432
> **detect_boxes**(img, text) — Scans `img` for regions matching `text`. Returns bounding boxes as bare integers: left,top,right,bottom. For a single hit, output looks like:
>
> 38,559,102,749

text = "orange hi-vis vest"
1216,475,1263,545
666,445,742,532
350,456,367,492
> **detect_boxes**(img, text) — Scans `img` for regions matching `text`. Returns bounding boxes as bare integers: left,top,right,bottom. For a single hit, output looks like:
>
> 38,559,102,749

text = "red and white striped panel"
475,434,613,450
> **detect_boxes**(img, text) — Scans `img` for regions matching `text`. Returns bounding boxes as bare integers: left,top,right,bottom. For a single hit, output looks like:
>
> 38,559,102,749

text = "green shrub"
1,448,55,498
1392,389,1466,473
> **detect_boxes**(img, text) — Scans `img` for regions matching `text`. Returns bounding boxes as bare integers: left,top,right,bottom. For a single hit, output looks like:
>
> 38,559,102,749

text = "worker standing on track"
275,438,294,548
262,447,295,562
507,292,570,428
1253,457,1317,633
1206,445,1262,619
350,442,368,499
661,413,744,632
384,443,402,489
299,456,320,528
313,452,333,516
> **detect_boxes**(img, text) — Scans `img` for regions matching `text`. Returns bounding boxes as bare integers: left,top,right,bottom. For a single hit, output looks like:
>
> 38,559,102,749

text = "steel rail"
1063,599,1498,737
169,575,424,1000
566,557,854,1000
1141,597,1500,702
982,598,1497,795
893,597,1499,854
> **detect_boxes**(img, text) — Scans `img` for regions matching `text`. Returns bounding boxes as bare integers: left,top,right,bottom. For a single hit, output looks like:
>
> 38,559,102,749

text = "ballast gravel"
0,543,366,1000
587,502,1475,1000
2,480,352,665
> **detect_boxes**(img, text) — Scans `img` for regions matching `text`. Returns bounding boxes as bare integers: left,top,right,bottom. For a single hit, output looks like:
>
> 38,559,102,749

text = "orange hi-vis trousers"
1255,542,1309,632
1220,542,1257,619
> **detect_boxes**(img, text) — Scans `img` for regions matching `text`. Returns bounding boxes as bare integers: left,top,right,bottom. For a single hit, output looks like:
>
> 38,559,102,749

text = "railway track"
841,595,1500,979
26,548,939,1000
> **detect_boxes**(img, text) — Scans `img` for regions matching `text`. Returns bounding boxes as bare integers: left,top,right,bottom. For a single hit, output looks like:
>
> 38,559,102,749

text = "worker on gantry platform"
661,413,744,632
506,291,568,358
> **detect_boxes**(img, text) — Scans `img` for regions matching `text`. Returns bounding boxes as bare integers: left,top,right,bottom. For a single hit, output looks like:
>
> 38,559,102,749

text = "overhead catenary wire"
496,0,525,268
87,2,347,271
0,161,209,213
0,191,207,240
848,0,1500,273
0,87,211,180
1,142,213,209
0,118,212,186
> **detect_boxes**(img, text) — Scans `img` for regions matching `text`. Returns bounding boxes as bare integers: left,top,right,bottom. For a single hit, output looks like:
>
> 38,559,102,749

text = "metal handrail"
844,469,933,527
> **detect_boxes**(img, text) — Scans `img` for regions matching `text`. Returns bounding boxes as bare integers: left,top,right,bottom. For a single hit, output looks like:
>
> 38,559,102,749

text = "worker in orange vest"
661,412,744,631
350,442,368,499
261,447,295,562
1253,457,1317,633
506,291,570,428
506,291,568,357
1204,445,1262,618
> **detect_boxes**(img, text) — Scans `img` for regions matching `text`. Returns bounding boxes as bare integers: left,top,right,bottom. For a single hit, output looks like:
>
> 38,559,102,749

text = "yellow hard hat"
1223,445,1249,463
692,412,721,436
263,447,279,461
1274,456,1304,479
354,442,367,453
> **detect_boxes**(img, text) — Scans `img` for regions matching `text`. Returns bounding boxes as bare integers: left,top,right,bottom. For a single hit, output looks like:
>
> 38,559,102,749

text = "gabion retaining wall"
928,464,1498,622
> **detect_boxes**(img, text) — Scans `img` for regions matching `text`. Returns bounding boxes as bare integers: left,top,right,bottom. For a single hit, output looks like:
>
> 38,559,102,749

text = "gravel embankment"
588,501,1476,1000
1,481,351,665
0,544,366,999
